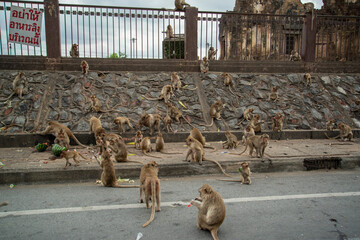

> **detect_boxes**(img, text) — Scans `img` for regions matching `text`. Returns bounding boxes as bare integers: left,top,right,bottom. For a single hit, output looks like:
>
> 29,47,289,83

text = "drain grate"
303,157,342,171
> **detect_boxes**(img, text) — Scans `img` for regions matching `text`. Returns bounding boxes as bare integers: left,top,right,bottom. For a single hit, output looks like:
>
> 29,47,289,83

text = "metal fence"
59,4,185,59
0,0,46,56
316,15,360,61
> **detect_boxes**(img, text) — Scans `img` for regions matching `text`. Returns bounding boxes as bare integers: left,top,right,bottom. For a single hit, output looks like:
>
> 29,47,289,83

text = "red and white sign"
9,6,43,47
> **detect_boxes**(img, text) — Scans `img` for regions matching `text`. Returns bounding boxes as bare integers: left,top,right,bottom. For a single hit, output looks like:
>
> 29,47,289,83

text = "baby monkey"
326,119,336,131
242,125,255,145
222,130,239,149
60,150,89,169
269,86,279,101
80,60,89,75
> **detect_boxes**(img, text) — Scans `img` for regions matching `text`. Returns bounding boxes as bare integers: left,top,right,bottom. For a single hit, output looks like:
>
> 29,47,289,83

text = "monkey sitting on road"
240,162,252,184
139,160,161,227
190,184,226,240
134,130,143,150
60,150,89,169
96,147,139,188
155,132,180,154
140,137,163,159
190,127,215,150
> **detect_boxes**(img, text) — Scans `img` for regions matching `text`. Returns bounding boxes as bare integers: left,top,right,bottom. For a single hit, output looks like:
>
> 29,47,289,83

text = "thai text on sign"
9,6,43,47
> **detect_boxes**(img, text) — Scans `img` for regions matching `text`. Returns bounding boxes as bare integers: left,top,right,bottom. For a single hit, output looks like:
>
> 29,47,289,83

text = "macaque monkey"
90,116,106,146
135,130,143,150
325,122,353,141
139,161,161,228
200,56,209,73
326,119,336,131
0,201,8,207
90,95,101,112
202,100,223,127
60,150,89,168
304,73,312,86
175,0,190,10
80,60,89,75
1,72,29,101
222,130,239,149
69,43,79,58
139,113,161,135
143,85,174,103
162,25,174,38
240,162,252,184
190,127,215,150
171,72,182,91
140,137,162,159
167,102,195,128
155,132,179,154
208,47,217,60
289,50,301,61
233,134,270,158
269,86,279,101
162,110,174,133
272,113,284,132
190,184,226,240
250,114,262,133
40,121,87,148
96,148,139,188
237,108,254,125
107,137,143,164
223,73,236,96
54,129,70,150
242,125,255,145
114,116,133,133
185,136,232,177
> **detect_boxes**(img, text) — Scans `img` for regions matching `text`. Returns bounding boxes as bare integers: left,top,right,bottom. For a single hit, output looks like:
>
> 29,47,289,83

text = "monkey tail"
181,116,196,129
228,86,236,96
114,184,140,188
142,95,161,101
127,160,145,164
217,179,242,182
68,132,87,148
78,153,90,161
160,150,181,155
143,152,163,159
200,118,214,127
143,179,156,228
203,158,233,178
0,92,15,102
229,144,247,156
210,228,220,240
324,133,340,140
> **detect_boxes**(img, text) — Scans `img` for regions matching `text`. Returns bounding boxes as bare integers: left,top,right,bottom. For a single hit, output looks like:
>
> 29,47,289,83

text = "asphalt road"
1,170,360,240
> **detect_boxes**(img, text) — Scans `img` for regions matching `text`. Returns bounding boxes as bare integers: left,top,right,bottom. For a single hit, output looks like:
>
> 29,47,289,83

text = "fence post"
185,7,198,60
44,0,61,59
301,13,317,62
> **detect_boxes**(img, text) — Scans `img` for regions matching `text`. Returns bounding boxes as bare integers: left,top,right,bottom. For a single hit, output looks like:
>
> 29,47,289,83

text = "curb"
1,156,359,184
1,129,360,148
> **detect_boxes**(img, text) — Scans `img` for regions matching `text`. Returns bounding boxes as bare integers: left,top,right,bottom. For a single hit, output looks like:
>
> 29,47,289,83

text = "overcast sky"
58,0,324,11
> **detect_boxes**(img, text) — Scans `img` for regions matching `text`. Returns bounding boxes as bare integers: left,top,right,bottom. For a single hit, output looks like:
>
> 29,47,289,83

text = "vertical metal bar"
70,6,73,49
200,13,203,59
95,7,97,57
106,8,109,58
141,10,143,59
153,10,156,59
118,8,120,58
130,9,132,58
4,1,9,55
89,7,91,58
112,8,114,58
146,10,148,58
215,14,218,57
101,8,103,58
83,6,85,57
124,9,126,58
135,9,137,58
77,6,79,51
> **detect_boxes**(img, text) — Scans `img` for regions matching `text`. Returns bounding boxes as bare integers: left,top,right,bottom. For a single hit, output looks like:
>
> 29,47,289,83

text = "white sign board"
9,6,43,47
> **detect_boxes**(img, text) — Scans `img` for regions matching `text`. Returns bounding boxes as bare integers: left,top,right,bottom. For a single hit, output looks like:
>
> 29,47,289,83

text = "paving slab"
0,138,359,184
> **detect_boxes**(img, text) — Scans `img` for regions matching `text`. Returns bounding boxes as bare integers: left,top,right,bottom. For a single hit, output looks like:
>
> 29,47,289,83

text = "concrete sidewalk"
0,138,359,184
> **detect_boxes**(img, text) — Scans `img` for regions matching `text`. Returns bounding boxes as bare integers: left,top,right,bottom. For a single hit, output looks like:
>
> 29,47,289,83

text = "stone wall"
0,70,359,134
